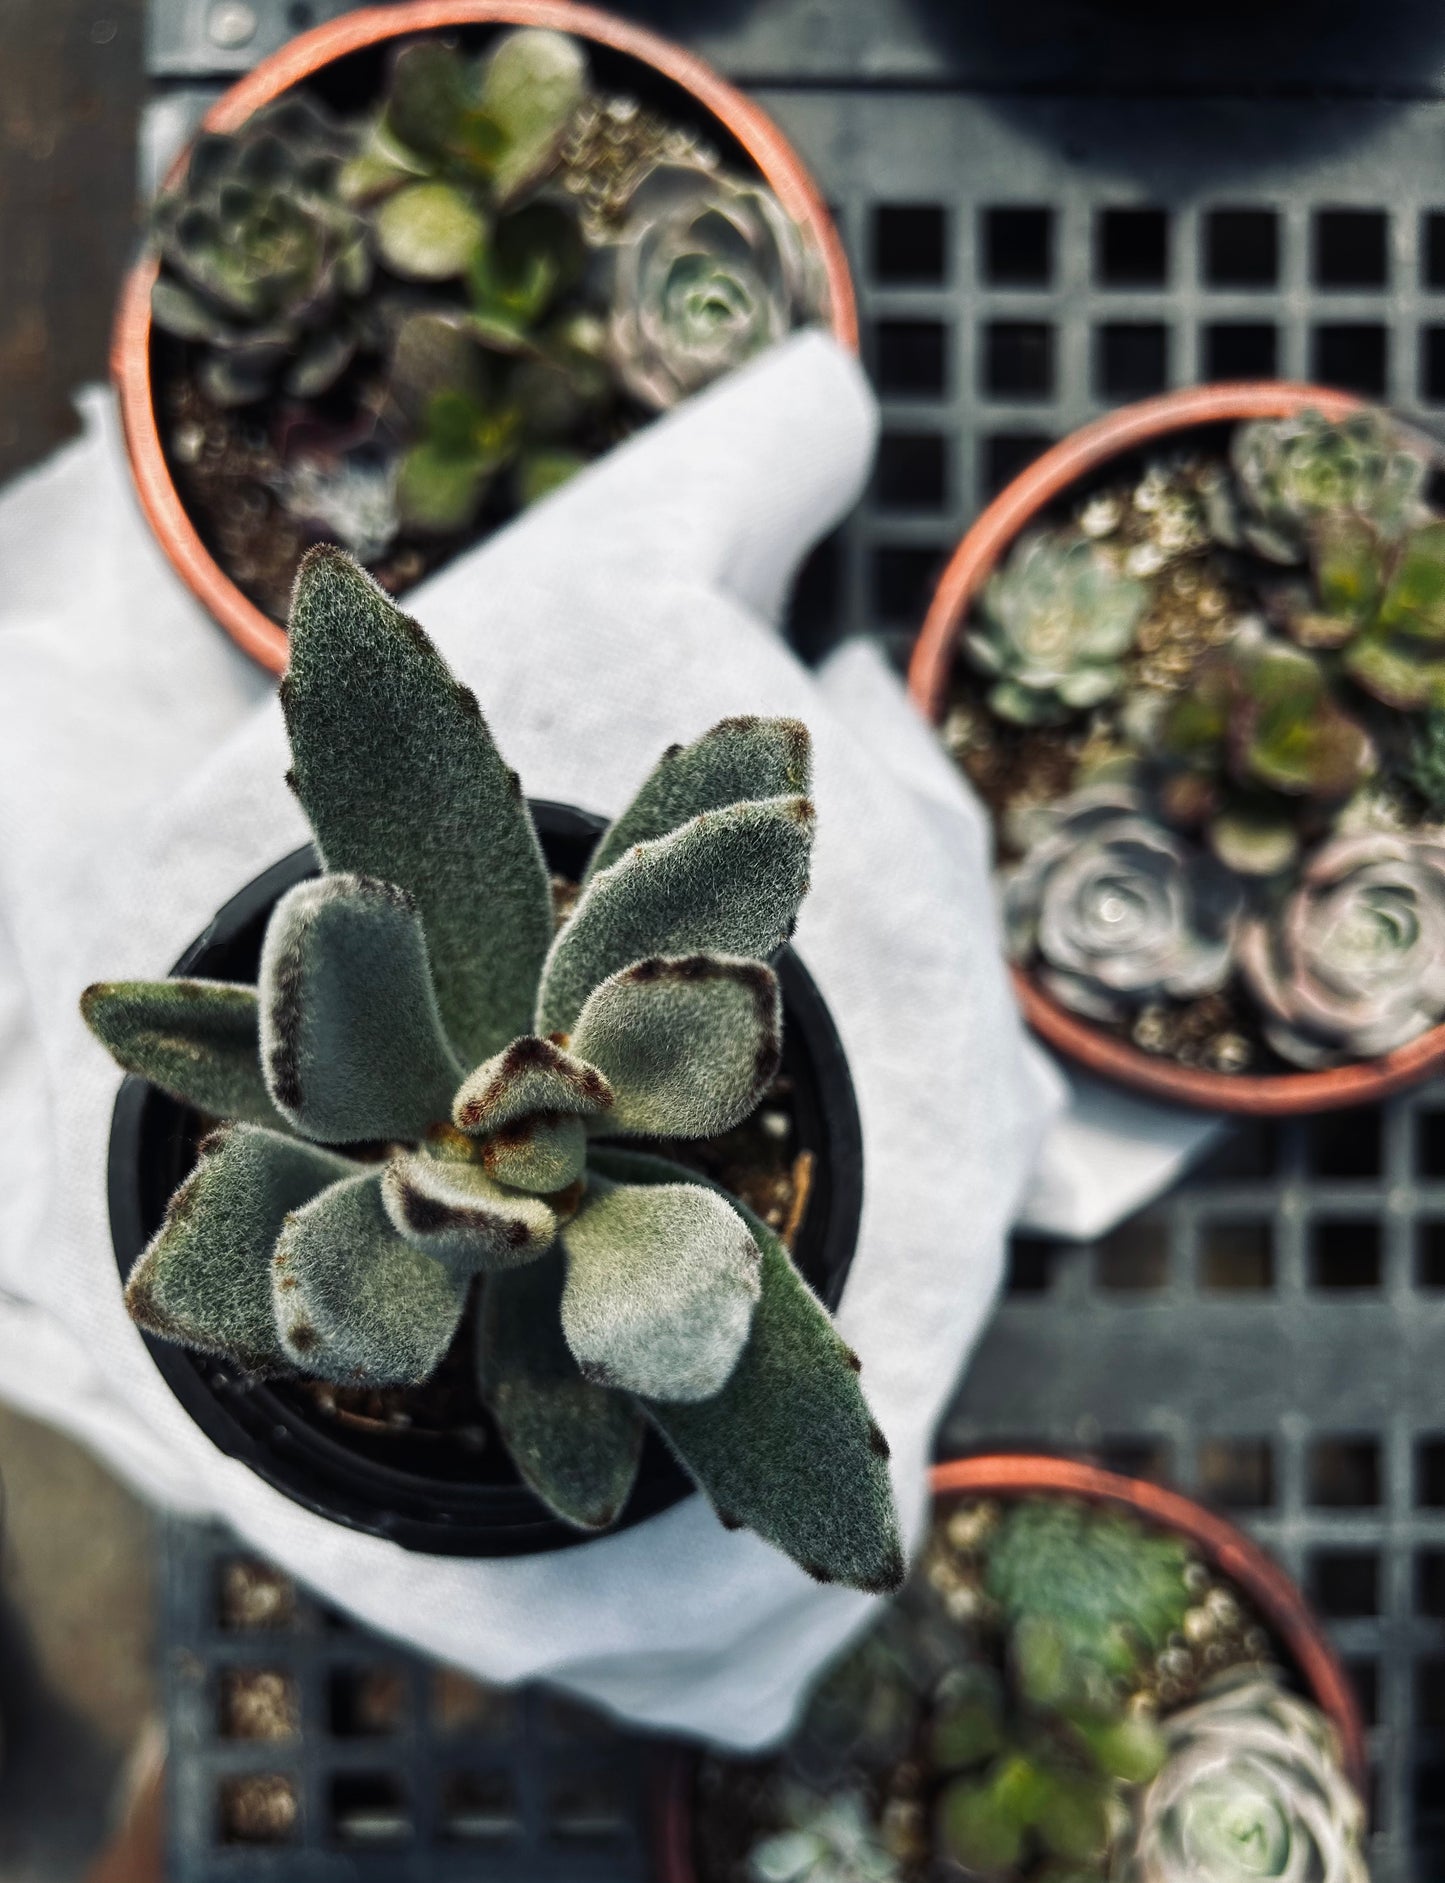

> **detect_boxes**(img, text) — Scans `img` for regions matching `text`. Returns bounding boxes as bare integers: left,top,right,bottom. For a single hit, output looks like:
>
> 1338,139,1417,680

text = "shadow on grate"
163,1519,653,1881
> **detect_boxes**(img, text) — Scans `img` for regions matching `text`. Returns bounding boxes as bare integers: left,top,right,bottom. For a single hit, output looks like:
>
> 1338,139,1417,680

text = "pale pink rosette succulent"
1240,828,1445,1067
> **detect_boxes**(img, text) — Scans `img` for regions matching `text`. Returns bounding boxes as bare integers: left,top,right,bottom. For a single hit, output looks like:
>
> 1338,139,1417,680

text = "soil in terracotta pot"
691,1493,1288,1883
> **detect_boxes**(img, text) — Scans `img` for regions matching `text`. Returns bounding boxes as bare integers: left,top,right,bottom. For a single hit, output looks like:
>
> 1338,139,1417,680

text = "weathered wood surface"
0,0,145,482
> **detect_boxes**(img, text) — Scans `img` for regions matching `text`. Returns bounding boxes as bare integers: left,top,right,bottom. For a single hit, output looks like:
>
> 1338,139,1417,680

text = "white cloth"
0,334,1053,1747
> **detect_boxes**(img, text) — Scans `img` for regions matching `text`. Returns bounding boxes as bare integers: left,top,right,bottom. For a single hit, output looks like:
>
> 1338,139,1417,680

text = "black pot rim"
106,801,864,1557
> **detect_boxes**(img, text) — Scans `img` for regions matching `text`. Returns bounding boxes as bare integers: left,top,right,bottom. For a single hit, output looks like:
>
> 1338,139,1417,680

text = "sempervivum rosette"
1118,1672,1367,1883
1003,787,1243,1022
607,161,819,411
1239,829,1445,1067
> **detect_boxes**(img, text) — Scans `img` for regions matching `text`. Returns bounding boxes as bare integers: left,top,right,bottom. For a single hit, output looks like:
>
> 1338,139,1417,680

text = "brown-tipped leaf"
81,979,284,1129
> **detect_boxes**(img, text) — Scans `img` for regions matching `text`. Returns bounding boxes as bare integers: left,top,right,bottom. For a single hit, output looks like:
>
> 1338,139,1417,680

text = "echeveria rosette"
1003,787,1243,1023
607,161,821,411
150,97,372,407
81,548,900,1593
1238,829,1445,1068
1118,1673,1367,1883
967,531,1149,726
1215,407,1428,565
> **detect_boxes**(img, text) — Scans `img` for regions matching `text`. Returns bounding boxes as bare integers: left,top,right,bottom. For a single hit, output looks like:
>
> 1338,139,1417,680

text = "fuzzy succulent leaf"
257,873,461,1144
477,1248,644,1531
559,1178,761,1401
283,548,553,1064
126,1125,356,1374
271,1170,469,1384
570,954,780,1138
537,796,814,1038
478,1112,588,1191
81,978,285,1129
594,1148,903,1593
452,1034,613,1133
481,29,588,203
380,1147,556,1271
584,716,813,883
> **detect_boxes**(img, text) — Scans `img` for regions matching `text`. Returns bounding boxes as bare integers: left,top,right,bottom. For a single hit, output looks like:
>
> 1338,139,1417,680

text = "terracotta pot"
654,1451,1368,1883
111,0,857,675
908,380,1445,1115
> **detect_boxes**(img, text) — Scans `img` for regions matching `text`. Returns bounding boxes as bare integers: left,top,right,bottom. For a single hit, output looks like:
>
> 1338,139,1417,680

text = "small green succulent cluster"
930,1500,1190,1877
966,531,1151,726
150,29,825,567
335,32,607,532
82,549,900,1594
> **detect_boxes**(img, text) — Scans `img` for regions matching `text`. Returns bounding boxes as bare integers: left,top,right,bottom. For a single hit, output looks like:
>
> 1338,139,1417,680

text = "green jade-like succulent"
932,1501,1188,1877
1153,633,1376,875
966,531,1149,727
1215,408,1427,565
82,548,901,1593
150,96,371,407
1286,511,1445,713
339,31,588,272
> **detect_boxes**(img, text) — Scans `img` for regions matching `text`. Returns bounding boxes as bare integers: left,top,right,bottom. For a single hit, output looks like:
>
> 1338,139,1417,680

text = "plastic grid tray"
161,1516,654,1880
142,11,1445,1879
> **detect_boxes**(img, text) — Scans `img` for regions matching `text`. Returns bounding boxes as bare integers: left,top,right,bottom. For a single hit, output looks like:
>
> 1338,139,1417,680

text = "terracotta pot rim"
652,1450,1367,1883
906,380,1445,1115
111,0,858,677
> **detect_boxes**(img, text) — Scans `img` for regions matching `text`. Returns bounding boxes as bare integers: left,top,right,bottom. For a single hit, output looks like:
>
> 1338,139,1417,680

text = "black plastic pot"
107,802,864,1557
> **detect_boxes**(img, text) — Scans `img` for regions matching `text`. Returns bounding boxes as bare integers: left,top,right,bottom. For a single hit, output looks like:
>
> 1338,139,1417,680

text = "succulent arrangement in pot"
911,388,1445,1111
84,546,899,1590
675,1463,1368,1883
115,2,847,671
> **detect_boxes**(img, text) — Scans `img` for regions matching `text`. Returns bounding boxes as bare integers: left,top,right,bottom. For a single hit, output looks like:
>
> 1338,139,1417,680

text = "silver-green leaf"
81,979,284,1129
537,796,814,1038
559,1178,762,1402
282,548,554,1064
258,872,462,1144
126,1125,358,1374
380,1148,556,1270
593,1148,903,1594
272,1171,470,1384
583,716,812,884
571,954,780,1138
478,1249,644,1531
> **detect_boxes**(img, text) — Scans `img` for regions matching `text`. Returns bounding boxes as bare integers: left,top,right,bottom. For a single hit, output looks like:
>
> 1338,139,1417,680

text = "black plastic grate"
744,93,1445,652
161,1518,652,1881
945,1084,1445,1883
